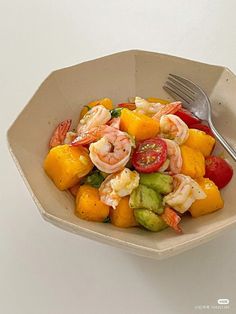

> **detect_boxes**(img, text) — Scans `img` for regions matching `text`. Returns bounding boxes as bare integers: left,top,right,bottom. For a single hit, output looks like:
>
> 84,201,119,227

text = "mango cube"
184,129,215,157
120,108,159,141
44,144,93,190
189,177,224,217
180,145,205,178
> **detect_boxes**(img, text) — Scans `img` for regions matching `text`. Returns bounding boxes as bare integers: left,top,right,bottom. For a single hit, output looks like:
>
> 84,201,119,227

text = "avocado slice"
129,184,163,214
134,209,168,232
140,172,173,194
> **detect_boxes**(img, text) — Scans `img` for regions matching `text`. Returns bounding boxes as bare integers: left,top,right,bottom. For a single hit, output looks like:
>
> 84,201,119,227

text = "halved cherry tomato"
205,156,233,189
117,103,136,110
175,108,200,126
190,123,215,138
132,138,167,173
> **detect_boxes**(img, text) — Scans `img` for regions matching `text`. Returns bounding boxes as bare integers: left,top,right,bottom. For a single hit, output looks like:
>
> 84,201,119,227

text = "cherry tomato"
132,138,167,173
205,156,233,189
175,108,200,126
190,123,215,138
117,103,136,110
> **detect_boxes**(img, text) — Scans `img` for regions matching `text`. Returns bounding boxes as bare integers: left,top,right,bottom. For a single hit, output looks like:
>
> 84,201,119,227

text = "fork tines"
164,74,197,105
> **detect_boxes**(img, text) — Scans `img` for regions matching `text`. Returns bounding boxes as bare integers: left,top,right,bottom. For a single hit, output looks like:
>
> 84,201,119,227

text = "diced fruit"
129,185,163,214
174,108,200,126
205,156,233,189
189,178,224,217
44,144,93,190
184,129,215,157
110,196,138,228
132,138,167,173
139,172,173,194
75,185,110,222
146,97,170,104
120,108,159,141
190,123,214,137
80,98,113,119
134,209,168,232
180,145,205,178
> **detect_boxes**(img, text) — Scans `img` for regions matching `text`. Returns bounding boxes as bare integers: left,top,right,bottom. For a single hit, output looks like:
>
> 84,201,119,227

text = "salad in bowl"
44,96,233,234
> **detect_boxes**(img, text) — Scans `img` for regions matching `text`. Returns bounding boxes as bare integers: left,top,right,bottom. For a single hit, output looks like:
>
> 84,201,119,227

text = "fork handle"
208,119,236,161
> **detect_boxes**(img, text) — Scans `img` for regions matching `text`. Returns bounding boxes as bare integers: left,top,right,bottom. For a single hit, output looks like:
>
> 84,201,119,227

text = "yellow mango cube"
120,108,159,141
189,177,224,217
180,145,205,178
110,196,138,228
75,185,110,222
44,145,93,190
184,129,215,157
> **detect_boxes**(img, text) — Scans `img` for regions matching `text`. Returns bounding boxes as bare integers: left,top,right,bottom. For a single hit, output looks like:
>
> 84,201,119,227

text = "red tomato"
205,156,233,189
175,108,200,126
190,123,215,138
132,138,167,173
117,103,136,110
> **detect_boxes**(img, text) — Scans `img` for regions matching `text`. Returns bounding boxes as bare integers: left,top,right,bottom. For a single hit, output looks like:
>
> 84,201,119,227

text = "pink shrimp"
99,168,139,208
161,207,182,233
152,101,182,120
49,119,72,148
162,139,182,174
71,125,115,146
164,174,206,213
159,114,189,145
89,128,133,173
107,117,120,129
77,105,111,134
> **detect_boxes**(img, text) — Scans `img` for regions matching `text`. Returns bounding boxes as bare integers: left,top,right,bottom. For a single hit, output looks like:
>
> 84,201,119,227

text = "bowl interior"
7,50,236,258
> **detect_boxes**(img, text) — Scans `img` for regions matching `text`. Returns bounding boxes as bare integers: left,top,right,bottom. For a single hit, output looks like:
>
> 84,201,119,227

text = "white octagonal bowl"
7,50,236,259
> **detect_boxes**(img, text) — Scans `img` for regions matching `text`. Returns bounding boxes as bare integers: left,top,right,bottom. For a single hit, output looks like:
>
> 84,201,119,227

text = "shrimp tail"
71,125,112,146
153,102,182,120
49,119,72,148
107,117,121,129
161,207,182,233
71,133,97,146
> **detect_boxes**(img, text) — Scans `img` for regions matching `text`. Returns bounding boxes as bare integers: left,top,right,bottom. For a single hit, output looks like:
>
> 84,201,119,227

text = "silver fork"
164,74,236,161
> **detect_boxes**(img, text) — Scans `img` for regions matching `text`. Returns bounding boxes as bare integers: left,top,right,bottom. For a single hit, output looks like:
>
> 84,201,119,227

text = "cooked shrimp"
107,117,120,129
49,119,72,148
134,97,182,118
162,139,182,174
164,174,206,213
89,128,133,173
134,97,159,116
160,114,189,145
152,102,182,120
99,168,140,208
63,131,77,144
77,105,111,134
158,159,170,172
161,207,182,233
72,125,113,146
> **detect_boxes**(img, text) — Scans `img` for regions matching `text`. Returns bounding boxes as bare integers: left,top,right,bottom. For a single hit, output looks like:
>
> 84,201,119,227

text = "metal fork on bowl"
163,74,236,161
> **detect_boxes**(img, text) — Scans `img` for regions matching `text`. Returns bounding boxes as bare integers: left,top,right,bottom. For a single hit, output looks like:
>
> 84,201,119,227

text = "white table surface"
1,1,236,313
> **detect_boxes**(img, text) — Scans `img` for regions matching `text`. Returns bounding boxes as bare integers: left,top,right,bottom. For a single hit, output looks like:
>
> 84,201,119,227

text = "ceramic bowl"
7,50,236,259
